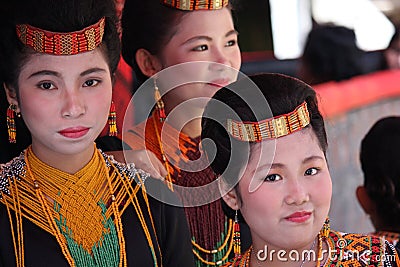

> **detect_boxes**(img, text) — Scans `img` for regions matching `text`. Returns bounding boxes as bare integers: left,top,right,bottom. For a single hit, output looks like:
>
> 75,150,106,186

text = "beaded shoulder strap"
100,150,150,185
0,153,26,199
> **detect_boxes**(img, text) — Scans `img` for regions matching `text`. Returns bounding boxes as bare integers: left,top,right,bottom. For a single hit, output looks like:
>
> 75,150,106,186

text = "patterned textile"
374,231,400,247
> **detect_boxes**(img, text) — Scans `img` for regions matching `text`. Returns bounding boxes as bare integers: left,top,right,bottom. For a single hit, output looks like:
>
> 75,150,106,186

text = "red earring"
233,209,241,258
108,101,117,136
7,104,18,143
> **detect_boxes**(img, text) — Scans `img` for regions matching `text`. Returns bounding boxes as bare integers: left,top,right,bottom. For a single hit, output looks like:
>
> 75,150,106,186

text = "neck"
30,143,95,174
164,104,203,138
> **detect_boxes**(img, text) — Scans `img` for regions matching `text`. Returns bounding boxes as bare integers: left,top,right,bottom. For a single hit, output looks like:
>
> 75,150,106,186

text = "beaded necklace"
0,145,159,267
151,112,234,266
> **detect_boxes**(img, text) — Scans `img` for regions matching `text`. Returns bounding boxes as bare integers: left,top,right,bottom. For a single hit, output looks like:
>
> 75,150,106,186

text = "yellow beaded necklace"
1,145,160,267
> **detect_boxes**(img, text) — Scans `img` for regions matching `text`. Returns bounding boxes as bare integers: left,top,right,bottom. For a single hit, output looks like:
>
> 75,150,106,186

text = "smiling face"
6,48,112,167
225,127,332,251
156,7,241,111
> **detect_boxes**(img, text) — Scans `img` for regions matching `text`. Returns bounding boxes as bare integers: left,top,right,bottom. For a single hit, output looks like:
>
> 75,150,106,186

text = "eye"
38,82,56,90
83,79,100,87
264,174,282,182
226,40,237,47
192,45,208,51
305,168,318,176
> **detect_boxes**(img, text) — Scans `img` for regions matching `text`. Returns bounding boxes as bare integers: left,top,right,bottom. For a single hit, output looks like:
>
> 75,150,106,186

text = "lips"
208,78,232,88
58,127,90,139
284,211,312,223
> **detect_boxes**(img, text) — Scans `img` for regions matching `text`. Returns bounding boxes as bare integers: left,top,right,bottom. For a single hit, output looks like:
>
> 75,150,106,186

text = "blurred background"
234,0,400,235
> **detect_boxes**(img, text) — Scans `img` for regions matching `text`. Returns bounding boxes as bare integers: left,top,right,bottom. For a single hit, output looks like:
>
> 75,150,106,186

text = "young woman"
0,0,194,266
119,0,250,265
201,73,400,266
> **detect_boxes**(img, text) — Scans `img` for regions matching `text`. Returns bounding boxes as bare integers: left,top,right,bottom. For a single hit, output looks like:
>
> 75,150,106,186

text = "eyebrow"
253,155,325,173
302,155,325,164
181,29,239,46
28,67,107,79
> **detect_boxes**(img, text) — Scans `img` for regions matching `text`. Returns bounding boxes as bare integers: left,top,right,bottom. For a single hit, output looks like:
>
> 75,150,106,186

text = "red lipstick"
59,127,89,139
285,211,312,223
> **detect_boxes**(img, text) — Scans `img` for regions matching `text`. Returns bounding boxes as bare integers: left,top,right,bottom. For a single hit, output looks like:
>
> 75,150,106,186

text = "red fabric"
314,70,400,118
100,56,134,137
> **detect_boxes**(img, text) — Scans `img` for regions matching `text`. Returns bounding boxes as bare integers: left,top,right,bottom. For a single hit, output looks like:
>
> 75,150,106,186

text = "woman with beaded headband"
118,0,251,265
200,73,400,267
0,0,195,266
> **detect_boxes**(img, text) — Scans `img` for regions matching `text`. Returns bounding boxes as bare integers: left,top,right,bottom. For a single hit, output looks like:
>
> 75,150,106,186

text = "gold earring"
320,217,330,239
154,79,166,122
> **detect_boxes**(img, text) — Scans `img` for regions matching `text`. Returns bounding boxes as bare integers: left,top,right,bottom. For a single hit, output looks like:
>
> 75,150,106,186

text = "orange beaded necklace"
1,145,160,267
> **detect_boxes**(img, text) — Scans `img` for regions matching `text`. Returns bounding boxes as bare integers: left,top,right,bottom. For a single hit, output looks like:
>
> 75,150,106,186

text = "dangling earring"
7,103,19,143
154,79,166,122
108,101,117,136
233,209,241,258
320,217,330,239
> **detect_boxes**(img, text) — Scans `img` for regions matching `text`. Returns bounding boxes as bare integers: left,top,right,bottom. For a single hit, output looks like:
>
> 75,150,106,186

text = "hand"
107,149,168,180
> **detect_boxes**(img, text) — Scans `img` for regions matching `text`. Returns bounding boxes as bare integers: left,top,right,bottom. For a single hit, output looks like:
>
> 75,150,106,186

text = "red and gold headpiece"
161,0,228,10
16,17,105,56
226,101,310,142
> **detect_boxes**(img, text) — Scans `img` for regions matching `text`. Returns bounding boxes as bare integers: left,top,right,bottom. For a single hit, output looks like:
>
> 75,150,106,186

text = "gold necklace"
1,145,160,267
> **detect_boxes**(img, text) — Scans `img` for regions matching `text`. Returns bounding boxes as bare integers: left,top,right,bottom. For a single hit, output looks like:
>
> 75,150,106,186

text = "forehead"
174,7,234,36
19,48,109,76
248,127,323,166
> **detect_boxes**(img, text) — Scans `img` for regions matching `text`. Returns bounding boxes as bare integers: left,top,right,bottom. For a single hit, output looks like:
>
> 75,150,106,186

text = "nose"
284,179,309,205
209,49,231,71
61,90,85,118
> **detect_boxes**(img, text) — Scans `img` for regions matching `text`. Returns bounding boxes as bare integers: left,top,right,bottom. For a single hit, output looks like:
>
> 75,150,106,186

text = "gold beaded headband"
226,101,310,142
161,0,228,10
16,17,105,56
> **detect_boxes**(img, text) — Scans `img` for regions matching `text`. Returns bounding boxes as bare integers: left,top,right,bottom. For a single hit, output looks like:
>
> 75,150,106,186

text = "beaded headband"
162,0,228,10
16,17,105,56
226,101,310,142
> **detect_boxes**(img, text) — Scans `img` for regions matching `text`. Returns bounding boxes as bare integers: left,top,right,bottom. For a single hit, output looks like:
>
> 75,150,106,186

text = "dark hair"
121,0,187,83
0,0,121,92
299,24,365,84
201,73,327,217
360,116,400,230
0,0,120,163
121,0,236,84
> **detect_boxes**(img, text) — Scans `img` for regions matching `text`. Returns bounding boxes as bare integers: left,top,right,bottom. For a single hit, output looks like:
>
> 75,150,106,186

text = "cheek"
231,49,242,70
239,182,279,220
312,174,332,207
19,93,50,120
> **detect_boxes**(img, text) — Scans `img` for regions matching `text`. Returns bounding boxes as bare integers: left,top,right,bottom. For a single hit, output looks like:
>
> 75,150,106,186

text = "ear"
135,48,162,77
356,185,374,215
3,83,20,112
222,188,240,211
